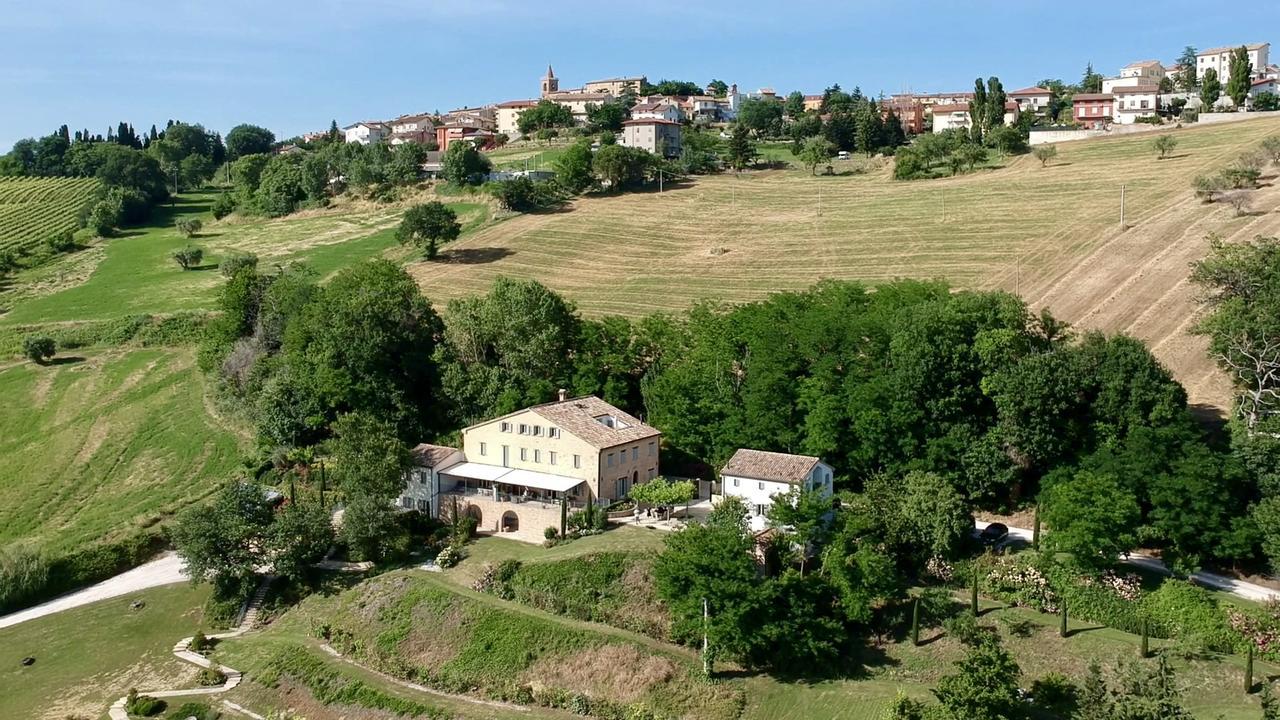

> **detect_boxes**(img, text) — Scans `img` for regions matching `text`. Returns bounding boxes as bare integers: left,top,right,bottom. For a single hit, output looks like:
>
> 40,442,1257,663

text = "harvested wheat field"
412,117,1280,409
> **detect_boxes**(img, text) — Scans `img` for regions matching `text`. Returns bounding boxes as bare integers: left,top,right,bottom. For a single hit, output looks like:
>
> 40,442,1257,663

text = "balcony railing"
443,488,585,510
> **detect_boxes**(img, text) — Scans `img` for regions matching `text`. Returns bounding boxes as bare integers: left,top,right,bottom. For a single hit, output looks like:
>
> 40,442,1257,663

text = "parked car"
979,522,1009,545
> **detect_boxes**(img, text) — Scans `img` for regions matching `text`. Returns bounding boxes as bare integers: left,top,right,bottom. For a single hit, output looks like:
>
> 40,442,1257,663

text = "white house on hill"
719,449,833,531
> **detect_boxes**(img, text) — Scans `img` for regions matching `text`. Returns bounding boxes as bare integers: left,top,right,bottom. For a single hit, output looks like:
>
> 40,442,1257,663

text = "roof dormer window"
594,414,629,430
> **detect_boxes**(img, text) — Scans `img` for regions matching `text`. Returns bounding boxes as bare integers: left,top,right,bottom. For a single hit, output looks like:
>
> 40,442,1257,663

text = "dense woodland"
195,250,1275,579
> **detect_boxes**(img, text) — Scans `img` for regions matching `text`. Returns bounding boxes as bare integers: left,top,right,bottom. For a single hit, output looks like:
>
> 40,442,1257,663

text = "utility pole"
659,168,664,193
1120,184,1126,228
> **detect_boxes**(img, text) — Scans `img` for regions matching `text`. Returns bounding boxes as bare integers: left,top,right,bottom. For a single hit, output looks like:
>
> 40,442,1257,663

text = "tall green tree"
276,260,443,441
172,481,274,595
725,124,757,171
438,277,580,424
329,412,412,561
440,141,491,185
969,78,988,143
397,201,460,259
1081,62,1104,93
1200,68,1222,108
785,90,807,118
1040,470,1141,568
554,139,594,193
225,124,276,160
1177,46,1199,91
1226,46,1254,107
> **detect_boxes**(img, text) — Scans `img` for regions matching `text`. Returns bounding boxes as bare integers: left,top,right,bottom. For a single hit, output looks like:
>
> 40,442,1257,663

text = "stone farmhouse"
399,393,661,543
719,449,834,532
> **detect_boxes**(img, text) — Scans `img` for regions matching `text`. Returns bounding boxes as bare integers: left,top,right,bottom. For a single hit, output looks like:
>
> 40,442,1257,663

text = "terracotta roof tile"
722,449,820,485
411,443,460,468
529,396,660,450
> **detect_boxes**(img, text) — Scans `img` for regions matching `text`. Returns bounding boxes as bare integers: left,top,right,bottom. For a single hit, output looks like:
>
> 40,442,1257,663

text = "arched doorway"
465,504,483,529
501,510,519,533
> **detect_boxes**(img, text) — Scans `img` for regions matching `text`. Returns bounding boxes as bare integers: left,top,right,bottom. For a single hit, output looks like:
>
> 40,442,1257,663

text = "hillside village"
336,42,1280,162
6,19,1280,720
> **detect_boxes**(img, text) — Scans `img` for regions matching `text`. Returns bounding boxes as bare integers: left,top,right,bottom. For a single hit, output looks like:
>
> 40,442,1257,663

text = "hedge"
978,551,1259,656
0,528,167,614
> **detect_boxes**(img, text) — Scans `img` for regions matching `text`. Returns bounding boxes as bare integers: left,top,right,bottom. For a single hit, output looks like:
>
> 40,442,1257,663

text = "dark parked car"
979,522,1009,545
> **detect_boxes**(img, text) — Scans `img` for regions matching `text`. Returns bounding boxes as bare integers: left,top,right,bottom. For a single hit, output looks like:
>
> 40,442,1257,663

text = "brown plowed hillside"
411,117,1280,411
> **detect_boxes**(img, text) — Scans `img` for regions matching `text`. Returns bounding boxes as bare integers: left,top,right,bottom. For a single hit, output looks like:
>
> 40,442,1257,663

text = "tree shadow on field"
1188,403,1227,432
187,264,220,272
435,247,514,265
1160,153,1192,161
48,356,85,366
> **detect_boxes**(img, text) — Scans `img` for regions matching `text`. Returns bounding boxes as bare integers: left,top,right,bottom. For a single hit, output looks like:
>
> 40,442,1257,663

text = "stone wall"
444,492,563,544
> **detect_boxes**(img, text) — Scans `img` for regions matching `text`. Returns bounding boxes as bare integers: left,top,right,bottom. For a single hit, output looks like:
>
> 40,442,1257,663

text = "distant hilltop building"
540,63,646,99
540,65,559,97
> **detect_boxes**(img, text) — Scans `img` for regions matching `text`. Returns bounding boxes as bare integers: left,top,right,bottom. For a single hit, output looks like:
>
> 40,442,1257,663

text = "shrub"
189,630,214,653
917,586,963,627
544,526,559,540
176,217,203,238
196,666,227,686
435,545,462,568
1030,671,1076,710
22,335,56,364
173,246,204,270
124,689,166,717
1193,174,1227,202
45,230,76,253
1031,145,1058,167
942,612,993,646
1143,580,1236,653
219,252,258,278
211,192,236,219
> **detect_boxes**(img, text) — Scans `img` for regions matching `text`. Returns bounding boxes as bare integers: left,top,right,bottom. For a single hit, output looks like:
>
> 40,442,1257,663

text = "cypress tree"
1032,508,1041,550
1140,616,1149,658
971,567,980,615
969,78,987,144
911,597,921,646
1060,599,1068,637
1247,644,1256,694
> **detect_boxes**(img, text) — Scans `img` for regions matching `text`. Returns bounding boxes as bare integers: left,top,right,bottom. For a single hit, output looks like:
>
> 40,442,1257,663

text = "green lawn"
0,191,490,327
0,583,211,720
0,347,247,553
743,597,1278,720
442,525,668,586
487,141,573,171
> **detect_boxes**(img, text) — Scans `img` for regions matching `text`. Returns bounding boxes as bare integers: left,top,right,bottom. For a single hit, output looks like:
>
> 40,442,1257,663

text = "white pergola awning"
439,462,585,493
498,468,585,493
440,462,509,482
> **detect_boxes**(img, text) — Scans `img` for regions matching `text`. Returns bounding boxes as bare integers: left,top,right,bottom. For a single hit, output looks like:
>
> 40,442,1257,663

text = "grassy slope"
0,347,246,553
411,118,1280,318
442,530,1273,720
0,190,490,326
0,583,211,720
216,563,738,720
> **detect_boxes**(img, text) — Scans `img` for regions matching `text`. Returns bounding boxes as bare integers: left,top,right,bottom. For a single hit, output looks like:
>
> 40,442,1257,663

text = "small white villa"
719,449,834,531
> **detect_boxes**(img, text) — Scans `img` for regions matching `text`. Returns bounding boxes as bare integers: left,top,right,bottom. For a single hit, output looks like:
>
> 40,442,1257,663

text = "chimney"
558,388,567,402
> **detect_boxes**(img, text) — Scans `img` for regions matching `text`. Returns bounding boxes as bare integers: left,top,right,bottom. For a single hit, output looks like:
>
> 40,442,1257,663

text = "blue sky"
3,0,1278,149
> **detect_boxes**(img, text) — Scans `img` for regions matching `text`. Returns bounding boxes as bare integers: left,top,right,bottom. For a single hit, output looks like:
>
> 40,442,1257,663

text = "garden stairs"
106,576,274,720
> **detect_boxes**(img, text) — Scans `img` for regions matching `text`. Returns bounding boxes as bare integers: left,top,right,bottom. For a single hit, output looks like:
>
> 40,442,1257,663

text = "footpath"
105,578,273,720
